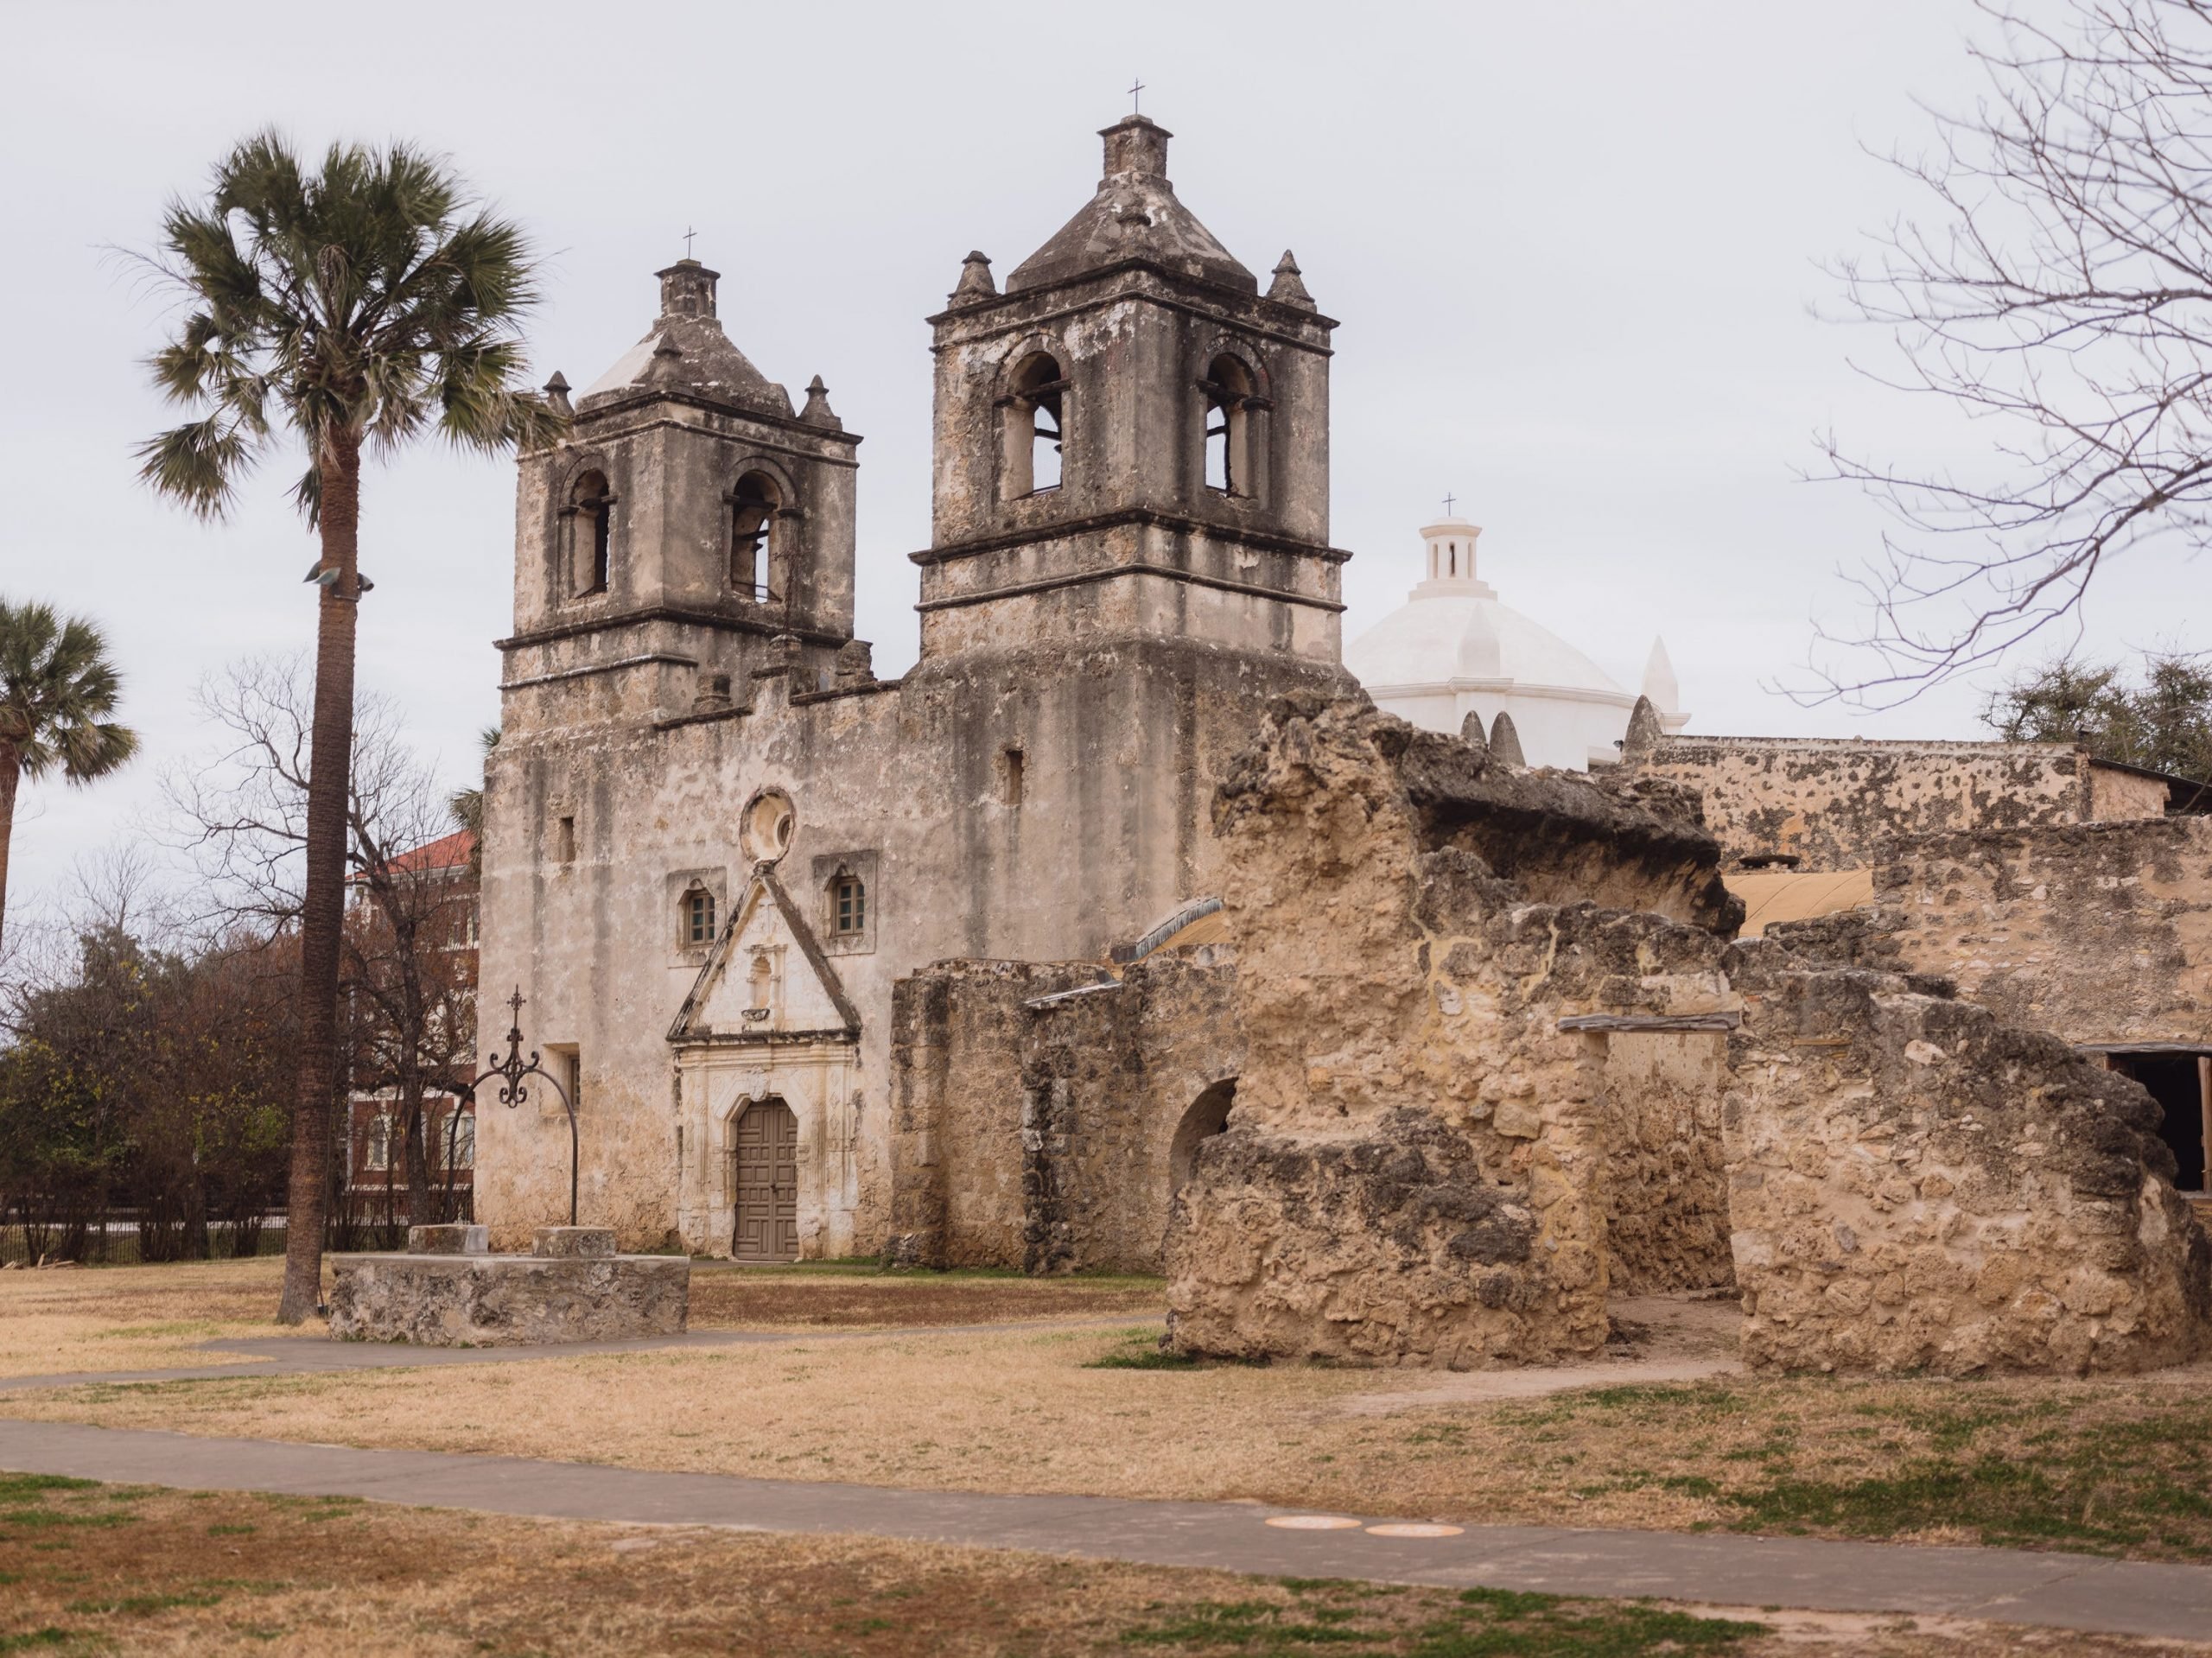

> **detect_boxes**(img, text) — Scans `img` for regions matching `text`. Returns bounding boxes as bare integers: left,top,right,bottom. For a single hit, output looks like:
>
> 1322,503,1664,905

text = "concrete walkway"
3,1419,2209,1642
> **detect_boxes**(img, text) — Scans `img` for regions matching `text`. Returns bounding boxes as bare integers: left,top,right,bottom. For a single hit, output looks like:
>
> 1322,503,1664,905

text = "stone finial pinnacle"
543,371,572,416
800,374,842,430
950,251,997,307
645,330,684,385
1487,711,1527,768
1459,709,1491,759
1268,250,1315,309
1622,695,1665,762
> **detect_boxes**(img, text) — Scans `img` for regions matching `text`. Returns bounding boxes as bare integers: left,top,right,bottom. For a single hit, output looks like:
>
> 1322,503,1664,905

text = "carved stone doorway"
731,1097,799,1261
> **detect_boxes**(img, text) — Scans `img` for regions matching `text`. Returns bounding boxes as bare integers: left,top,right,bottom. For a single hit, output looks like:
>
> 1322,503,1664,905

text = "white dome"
1344,515,1684,770
1347,592,1629,702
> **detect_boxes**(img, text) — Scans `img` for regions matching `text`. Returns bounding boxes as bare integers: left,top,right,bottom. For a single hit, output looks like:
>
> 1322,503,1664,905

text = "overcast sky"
5,0,2202,925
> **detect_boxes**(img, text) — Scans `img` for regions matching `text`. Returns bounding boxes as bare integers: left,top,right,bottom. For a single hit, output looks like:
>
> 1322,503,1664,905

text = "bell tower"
914,117,1345,664
499,258,861,733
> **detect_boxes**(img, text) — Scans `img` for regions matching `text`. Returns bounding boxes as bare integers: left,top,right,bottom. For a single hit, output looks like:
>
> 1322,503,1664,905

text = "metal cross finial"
683,226,697,259
1129,77,1146,114
472,984,582,1225
1443,492,1458,516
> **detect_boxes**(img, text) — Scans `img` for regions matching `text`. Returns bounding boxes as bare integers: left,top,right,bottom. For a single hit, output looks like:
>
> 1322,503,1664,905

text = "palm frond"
0,600,137,787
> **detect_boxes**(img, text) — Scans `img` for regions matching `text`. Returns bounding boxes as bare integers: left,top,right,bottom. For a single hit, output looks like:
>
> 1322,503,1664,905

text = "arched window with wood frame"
727,471,782,603
565,469,615,596
1202,355,1256,499
1001,352,1066,499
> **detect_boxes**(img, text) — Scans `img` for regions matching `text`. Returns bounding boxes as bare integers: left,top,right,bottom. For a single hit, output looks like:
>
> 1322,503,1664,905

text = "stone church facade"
476,116,1353,1258
477,114,2212,1377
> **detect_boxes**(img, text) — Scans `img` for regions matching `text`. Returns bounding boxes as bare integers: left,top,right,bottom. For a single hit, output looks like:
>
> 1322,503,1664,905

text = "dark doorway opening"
2106,1052,2212,1192
1169,1079,1236,1197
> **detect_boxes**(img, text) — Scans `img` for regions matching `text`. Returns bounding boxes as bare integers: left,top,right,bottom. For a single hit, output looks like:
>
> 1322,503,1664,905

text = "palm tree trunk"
0,740,17,956
276,429,362,1324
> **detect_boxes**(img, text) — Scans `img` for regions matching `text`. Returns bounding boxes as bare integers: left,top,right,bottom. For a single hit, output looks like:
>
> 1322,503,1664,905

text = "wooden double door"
731,1098,799,1262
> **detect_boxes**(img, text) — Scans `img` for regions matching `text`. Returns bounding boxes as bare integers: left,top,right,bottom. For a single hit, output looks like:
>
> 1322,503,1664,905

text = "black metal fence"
0,1216,290,1267
0,1195,472,1267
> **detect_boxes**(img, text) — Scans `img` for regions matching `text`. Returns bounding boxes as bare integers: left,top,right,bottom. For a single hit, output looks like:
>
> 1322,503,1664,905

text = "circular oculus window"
740,789,797,864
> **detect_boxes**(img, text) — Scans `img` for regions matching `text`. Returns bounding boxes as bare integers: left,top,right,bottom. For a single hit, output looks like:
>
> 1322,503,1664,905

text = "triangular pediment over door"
667,867,860,1045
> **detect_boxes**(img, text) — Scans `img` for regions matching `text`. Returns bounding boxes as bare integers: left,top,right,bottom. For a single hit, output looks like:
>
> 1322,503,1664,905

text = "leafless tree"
168,657,476,1232
1818,0,2212,704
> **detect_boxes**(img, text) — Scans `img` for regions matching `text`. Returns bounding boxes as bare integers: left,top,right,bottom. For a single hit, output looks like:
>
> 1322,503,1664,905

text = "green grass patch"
64,1591,222,1617
1116,1580,1764,1654
0,1477,95,1503
1087,1344,1205,1371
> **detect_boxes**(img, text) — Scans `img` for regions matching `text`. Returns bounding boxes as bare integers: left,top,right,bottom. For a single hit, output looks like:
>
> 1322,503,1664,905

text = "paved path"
0,1317,1144,1395
3,1420,2209,1641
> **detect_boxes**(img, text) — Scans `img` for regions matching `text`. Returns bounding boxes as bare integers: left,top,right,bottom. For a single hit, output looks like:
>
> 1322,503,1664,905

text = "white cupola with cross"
1344,507,1689,769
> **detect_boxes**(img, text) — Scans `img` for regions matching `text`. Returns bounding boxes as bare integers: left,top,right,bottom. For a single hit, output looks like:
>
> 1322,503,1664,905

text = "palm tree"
0,600,140,954
448,725,499,880
138,133,563,1323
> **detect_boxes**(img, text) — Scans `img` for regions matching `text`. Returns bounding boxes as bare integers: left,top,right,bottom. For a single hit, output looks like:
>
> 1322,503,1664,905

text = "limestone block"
408,1224,488,1255
327,1252,689,1345
534,1225,616,1258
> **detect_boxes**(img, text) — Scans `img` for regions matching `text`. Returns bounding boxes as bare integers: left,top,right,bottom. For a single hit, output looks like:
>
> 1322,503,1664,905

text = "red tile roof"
380,829,476,877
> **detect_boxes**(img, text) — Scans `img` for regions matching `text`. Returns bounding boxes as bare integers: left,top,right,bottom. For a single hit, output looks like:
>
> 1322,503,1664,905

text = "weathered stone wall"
1602,1032,1734,1294
884,960,1105,1269
1640,736,2099,872
1166,696,1743,1366
327,1252,690,1346
1166,695,2210,1373
881,947,1242,1274
1018,948,1243,1274
1769,817,2212,1046
1726,950,2210,1375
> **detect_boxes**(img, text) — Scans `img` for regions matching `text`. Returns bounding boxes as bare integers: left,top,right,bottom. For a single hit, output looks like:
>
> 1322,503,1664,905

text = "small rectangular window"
1002,747,1025,808
557,816,577,864
685,887,716,945
834,876,866,935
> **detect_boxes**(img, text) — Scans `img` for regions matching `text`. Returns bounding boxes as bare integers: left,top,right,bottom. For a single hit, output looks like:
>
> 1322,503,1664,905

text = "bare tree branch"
1813,0,2212,704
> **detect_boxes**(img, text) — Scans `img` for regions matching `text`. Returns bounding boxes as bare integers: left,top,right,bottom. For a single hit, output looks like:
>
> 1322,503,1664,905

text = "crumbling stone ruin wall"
1601,1032,1734,1294
1165,696,1744,1367
1165,695,2210,1374
1770,817,2212,1046
1016,949,1243,1274
885,960,1106,1268
1637,736,2119,872
1726,952,2210,1375
883,951,1243,1273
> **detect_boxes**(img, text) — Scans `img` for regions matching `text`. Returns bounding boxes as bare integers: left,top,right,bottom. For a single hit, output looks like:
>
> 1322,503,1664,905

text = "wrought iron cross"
1128,77,1145,113
683,226,697,258
1443,492,1457,516
471,986,581,1226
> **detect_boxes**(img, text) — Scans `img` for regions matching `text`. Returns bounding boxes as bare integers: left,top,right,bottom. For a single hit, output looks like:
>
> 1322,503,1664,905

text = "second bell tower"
914,116,1346,664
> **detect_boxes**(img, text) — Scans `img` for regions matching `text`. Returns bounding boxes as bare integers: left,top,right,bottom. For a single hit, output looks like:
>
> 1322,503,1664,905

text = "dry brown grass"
0,1258,1160,1383
0,1259,320,1379
18,1324,2212,1564
685,1263,1164,1329
0,1473,2192,1656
